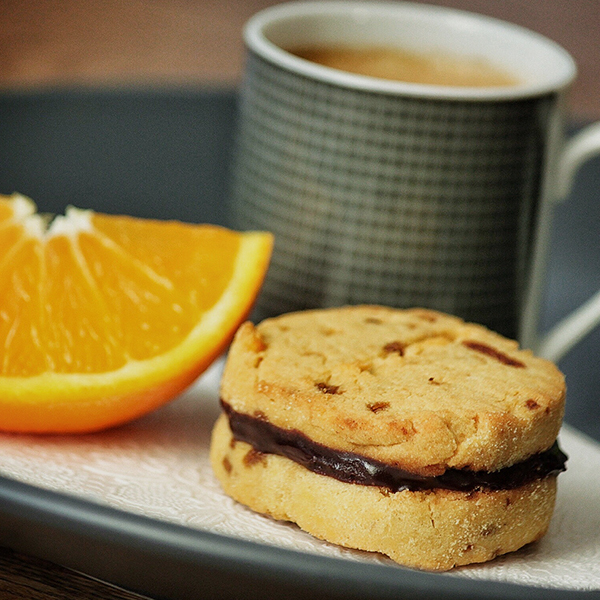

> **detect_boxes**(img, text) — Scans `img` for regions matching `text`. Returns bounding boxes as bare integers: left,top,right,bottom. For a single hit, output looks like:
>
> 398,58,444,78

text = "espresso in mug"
289,45,518,87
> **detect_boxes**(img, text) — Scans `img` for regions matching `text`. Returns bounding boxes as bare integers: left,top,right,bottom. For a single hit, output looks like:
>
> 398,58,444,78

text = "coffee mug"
230,1,600,362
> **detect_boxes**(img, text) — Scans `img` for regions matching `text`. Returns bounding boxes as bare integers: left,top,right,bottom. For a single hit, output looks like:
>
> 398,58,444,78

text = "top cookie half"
221,306,565,475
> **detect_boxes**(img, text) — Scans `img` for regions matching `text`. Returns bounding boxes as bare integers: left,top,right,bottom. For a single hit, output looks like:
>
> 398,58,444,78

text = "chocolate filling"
221,400,567,493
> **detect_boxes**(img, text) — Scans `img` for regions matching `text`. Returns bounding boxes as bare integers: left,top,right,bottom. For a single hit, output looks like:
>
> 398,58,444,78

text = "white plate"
0,358,598,595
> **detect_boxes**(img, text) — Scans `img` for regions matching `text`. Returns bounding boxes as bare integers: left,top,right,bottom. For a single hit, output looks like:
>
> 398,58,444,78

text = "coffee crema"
288,45,518,88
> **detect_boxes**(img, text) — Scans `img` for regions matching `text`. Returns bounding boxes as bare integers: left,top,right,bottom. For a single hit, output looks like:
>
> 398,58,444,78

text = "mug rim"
244,0,577,101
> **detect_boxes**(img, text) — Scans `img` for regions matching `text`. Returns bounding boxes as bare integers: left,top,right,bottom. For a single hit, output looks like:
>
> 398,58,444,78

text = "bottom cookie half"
210,414,557,571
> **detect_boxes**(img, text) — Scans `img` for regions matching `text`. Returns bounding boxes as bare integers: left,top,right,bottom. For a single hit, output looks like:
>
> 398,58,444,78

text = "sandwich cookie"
210,306,567,570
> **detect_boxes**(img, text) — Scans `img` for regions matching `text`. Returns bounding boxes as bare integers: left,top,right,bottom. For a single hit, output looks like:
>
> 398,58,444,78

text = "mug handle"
527,122,600,362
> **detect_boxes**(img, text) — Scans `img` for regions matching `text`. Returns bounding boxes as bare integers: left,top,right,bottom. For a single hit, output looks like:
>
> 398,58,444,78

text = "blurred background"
0,0,599,440
0,0,598,121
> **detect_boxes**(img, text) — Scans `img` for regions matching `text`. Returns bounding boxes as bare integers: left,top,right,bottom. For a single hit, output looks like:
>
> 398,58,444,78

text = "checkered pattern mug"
231,1,600,361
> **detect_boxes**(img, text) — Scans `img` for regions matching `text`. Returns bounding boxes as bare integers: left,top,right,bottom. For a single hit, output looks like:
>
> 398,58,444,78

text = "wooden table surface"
1,0,599,120
0,1,598,598
0,547,150,599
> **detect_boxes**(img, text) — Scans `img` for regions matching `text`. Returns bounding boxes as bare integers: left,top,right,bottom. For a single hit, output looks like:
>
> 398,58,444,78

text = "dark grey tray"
0,88,598,600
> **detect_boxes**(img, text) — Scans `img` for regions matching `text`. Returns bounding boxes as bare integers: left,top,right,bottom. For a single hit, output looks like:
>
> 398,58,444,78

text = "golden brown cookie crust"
210,414,557,571
220,306,566,473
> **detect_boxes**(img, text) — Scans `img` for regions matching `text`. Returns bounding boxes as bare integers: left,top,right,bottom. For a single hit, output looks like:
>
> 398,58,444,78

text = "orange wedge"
0,193,272,433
